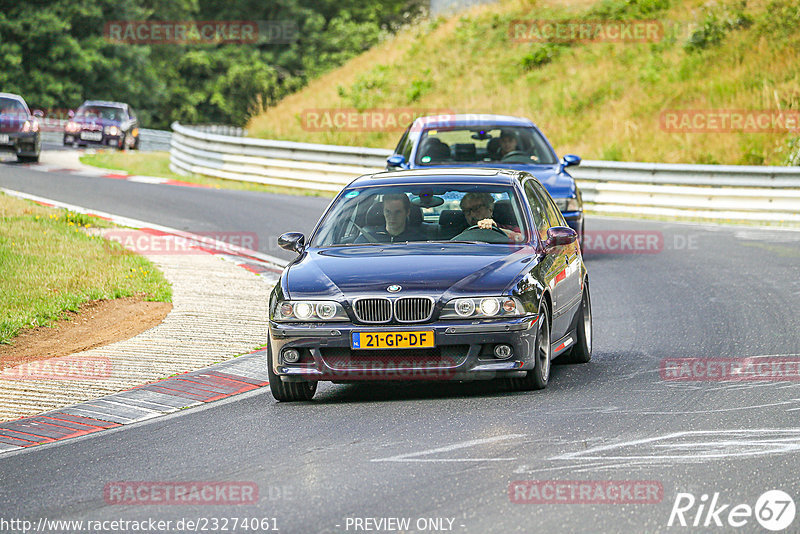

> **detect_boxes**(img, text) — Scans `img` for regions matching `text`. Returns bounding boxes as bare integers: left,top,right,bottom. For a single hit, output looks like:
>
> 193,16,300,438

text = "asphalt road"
2,161,800,533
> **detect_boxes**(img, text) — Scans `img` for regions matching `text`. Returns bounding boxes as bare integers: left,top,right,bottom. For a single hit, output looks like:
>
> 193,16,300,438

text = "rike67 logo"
668,490,796,531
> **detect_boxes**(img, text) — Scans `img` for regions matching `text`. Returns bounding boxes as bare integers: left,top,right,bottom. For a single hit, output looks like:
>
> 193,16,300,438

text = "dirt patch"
0,297,172,369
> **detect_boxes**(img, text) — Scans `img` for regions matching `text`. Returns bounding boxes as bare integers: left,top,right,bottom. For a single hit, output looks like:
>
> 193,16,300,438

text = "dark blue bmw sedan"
268,169,591,401
386,114,584,243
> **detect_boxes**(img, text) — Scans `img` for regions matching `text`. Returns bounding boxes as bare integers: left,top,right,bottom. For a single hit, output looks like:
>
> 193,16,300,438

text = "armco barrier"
169,122,800,223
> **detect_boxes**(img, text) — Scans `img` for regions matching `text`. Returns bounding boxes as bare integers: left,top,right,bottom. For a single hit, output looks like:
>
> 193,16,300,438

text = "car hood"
72,117,123,127
414,163,576,198
285,243,537,300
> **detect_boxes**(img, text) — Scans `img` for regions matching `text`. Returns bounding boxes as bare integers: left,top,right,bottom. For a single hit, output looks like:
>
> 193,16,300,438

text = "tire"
508,302,551,391
133,135,140,150
267,342,317,402
17,154,38,163
563,284,592,364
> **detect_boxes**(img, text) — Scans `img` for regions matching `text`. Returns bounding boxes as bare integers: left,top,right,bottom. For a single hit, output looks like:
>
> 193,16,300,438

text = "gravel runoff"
0,236,274,422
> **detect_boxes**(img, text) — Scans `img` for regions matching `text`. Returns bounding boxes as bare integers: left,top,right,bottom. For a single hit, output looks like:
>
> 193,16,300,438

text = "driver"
459,192,524,243
498,130,527,161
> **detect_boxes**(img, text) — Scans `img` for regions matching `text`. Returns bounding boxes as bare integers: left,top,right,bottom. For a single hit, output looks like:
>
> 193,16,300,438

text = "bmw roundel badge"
387,284,402,293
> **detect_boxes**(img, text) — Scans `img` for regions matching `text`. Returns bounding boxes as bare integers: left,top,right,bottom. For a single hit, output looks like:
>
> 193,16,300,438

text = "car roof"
81,100,127,108
0,93,25,102
409,113,536,130
349,168,526,188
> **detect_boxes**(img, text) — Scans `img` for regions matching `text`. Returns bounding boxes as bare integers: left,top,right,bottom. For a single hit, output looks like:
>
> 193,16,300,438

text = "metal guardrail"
169,122,800,223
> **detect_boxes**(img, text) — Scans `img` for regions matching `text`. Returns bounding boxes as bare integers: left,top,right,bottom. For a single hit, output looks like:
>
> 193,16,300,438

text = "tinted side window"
395,127,416,161
394,128,408,154
524,180,550,242
527,179,562,228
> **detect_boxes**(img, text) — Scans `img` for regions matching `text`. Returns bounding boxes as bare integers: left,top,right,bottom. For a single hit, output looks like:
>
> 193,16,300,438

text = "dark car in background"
64,100,139,150
267,168,591,401
387,114,584,243
0,93,41,162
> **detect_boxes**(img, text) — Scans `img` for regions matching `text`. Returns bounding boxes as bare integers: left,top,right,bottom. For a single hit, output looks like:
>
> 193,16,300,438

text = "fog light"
493,344,513,360
283,348,301,363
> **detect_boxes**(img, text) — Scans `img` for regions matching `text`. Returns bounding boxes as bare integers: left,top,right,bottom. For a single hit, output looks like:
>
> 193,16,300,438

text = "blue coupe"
386,114,583,242
268,168,591,401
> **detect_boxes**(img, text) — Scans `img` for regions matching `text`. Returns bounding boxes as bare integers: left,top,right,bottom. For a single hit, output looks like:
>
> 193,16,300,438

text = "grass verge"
79,150,336,198
0,192,172,344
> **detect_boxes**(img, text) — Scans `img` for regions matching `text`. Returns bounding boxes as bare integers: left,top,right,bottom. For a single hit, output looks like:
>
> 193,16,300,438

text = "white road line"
371,434,525,463
551,429,800,461
127,175,169,184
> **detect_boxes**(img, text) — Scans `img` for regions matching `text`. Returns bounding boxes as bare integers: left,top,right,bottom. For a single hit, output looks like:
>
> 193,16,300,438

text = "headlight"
441,296,526,319
65,121,79,133
454,298,475,317
480,298,500,317
22,120,31,133
104,125,120,136
554,197,580,212
273,300,348,322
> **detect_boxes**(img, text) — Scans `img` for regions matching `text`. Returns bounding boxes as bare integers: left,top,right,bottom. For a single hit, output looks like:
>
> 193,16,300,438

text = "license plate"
0,134,9,144
80,131,102,141
352,331,434,350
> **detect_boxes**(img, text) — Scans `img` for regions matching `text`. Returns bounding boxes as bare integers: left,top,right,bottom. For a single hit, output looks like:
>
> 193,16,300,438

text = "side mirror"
545,226,577,252
278,232,305,253
32,109,44,118
561,154,581,168
386,154,406,170
68,110,75,119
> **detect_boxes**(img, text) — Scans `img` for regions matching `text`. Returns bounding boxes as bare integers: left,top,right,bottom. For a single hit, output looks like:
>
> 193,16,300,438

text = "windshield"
311,183,531,247
414,126,557,166
75,105,126,121
0,97,27,117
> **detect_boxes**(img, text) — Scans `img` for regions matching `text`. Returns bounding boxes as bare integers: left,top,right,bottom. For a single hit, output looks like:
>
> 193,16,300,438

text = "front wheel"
267,342,317,401
508,303,551,391
563,284,592,364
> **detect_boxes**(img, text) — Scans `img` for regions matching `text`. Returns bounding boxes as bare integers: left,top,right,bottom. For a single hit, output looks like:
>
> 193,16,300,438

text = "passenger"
459,192,524,243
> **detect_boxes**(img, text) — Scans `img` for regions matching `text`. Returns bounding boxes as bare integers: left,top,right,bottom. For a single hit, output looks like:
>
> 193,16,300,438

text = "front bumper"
64,132,124,148
268,316,540,382
0,131,40,156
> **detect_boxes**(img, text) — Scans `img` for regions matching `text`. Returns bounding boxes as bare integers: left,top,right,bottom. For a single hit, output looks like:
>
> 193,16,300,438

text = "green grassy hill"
248,0,800,166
